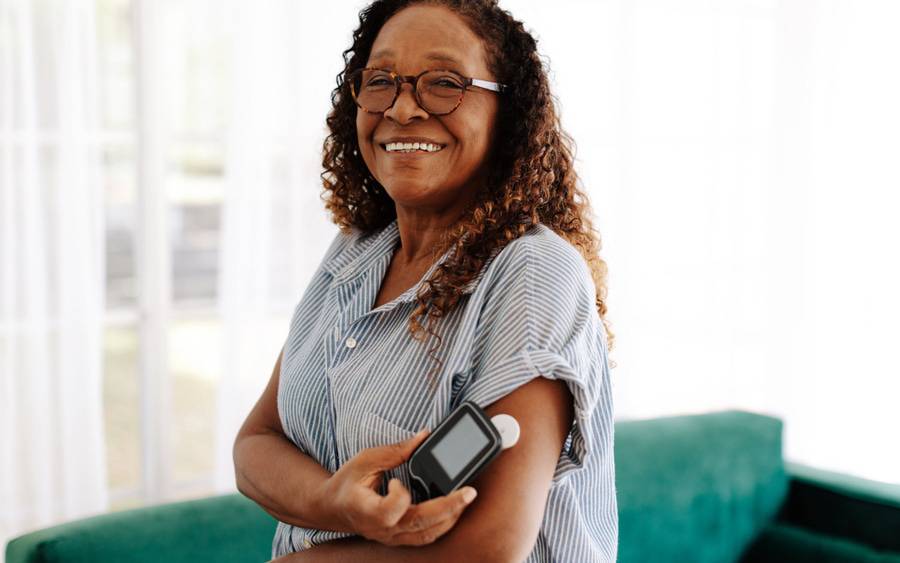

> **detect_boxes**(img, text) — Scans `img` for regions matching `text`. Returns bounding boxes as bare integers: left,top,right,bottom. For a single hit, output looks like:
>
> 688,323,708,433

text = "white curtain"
553,0,900,483
0,0,108,550
213,0,900,487
212,0,349,491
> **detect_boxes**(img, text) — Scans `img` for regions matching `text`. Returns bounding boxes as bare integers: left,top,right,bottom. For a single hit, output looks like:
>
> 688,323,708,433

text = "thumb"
368,429,430,470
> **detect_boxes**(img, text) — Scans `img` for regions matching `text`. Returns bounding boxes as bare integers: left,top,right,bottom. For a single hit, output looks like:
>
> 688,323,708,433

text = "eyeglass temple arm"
471,78,506,93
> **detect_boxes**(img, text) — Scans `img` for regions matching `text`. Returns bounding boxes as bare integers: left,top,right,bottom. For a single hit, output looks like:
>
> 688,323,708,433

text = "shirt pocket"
353,411,424,503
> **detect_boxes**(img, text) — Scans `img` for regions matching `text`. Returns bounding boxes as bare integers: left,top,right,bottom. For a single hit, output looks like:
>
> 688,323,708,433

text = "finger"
361,429,430,471
395,486,478,532
389,516,458,546
363,478,412,528
388,489,477,546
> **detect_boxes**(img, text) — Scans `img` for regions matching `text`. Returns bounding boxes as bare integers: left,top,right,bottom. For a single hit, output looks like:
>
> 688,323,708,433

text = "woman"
233,0,618,561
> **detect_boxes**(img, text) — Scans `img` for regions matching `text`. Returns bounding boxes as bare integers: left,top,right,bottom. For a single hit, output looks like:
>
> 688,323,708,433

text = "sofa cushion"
615,410,788,563
5,493,276,563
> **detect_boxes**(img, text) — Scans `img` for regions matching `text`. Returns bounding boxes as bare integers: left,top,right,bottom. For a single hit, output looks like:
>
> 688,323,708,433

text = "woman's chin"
382,180,441,202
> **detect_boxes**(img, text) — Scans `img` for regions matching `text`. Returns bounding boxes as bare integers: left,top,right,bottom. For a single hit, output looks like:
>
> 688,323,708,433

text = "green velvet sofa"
7,410,900,562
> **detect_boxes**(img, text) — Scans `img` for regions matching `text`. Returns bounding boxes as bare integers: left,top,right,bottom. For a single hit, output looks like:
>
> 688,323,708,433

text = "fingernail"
461,487,477,503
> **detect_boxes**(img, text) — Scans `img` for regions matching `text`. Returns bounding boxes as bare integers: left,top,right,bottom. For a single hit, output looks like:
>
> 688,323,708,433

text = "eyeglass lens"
351,69,465,114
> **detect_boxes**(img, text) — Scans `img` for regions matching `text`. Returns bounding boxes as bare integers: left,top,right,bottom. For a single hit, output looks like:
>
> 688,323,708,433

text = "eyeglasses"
347,67,507,116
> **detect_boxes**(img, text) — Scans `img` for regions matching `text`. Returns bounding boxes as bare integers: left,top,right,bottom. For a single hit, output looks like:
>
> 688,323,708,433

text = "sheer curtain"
0,0,108,550
212,0,349,490
213,0,900,488
513,0,900,482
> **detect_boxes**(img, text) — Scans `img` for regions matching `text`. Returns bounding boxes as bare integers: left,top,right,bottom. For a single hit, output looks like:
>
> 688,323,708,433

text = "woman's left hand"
312,430,478,546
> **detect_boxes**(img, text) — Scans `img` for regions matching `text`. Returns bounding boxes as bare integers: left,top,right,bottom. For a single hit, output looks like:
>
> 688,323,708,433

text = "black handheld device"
408,401,503,499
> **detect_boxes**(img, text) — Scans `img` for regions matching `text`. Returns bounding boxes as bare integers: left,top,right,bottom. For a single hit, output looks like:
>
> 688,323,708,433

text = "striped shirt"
272,218,618,561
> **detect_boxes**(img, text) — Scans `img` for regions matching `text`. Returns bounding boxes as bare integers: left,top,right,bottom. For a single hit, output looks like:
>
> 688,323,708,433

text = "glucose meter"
408,401,520,499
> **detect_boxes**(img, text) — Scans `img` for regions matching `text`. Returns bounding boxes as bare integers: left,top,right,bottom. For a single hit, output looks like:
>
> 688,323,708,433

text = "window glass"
103,325,142,509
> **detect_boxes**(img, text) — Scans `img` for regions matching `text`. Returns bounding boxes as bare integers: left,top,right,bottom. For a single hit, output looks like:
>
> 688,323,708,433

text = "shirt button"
345,336,357,349
303,538,312,548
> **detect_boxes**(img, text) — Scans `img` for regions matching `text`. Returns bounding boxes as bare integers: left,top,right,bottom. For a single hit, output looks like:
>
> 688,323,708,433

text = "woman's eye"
436,79,463,88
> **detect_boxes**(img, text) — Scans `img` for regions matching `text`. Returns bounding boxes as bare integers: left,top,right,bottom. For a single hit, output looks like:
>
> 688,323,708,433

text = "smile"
380,142,445,154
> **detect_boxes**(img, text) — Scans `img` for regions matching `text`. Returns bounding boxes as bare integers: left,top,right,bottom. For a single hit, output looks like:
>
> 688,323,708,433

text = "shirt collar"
323,218,400,282
324,218,485,303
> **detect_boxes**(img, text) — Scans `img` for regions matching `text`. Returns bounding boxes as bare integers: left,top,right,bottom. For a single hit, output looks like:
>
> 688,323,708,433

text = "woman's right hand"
314,430,479,546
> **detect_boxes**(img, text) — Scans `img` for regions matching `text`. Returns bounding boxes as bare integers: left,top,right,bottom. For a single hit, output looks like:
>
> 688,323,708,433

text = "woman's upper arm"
434,375,574,562
236,347,286,440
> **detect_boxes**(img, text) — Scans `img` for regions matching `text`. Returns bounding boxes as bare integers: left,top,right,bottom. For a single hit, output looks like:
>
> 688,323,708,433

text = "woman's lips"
379,144,445,157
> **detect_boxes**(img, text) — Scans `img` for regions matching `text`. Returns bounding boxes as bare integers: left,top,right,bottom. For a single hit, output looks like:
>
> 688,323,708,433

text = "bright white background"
2,0,899,551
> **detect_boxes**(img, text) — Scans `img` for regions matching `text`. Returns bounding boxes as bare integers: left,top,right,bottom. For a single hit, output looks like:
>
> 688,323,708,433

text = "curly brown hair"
320,0,615,365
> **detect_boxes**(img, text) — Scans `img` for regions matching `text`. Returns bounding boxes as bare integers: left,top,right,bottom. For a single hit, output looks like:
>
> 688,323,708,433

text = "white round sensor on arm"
490,413,520,449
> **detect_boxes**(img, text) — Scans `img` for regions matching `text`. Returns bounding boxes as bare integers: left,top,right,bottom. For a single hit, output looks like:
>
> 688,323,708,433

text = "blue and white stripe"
272,218,618,561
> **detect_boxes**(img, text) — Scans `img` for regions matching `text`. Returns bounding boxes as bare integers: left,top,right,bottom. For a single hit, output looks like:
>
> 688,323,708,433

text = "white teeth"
384,141,443,153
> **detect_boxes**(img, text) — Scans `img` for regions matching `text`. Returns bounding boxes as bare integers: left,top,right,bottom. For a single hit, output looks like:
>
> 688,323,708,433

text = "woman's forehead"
368,5,489,74
368,49,469,72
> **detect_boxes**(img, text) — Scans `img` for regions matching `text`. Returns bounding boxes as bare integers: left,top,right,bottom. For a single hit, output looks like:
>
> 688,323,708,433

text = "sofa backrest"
614,409,788,563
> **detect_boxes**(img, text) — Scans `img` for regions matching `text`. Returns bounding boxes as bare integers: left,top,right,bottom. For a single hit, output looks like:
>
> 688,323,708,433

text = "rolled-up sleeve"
459,234,613,481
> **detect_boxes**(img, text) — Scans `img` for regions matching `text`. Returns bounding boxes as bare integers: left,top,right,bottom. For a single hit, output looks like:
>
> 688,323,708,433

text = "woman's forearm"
273,534,517,563
273,537,433,562
233,429,349,532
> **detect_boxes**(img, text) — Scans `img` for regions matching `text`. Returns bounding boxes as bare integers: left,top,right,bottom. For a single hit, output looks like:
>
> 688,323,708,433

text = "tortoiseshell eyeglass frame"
347,67,508,116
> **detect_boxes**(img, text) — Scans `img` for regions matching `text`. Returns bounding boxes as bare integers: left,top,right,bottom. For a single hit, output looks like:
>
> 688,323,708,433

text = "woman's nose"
383,82,429,123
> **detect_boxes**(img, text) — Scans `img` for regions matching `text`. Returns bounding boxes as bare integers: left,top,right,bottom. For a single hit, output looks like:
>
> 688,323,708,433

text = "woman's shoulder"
317,223,385,275
489,223,593,291
321,226,359,261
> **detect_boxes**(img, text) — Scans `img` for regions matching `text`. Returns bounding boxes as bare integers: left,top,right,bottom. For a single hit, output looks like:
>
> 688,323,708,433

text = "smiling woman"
232,1,618,562
353,4,503,239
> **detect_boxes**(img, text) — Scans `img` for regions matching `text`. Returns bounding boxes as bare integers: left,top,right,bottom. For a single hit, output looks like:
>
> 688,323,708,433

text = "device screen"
430,414,491,480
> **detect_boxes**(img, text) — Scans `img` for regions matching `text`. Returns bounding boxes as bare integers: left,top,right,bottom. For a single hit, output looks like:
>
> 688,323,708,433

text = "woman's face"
356,4,500,212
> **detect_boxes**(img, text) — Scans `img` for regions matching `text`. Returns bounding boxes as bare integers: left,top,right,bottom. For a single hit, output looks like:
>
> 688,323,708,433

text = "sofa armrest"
614,410,789,563
776,461,900,553
5,493,277,563
742,522,900,563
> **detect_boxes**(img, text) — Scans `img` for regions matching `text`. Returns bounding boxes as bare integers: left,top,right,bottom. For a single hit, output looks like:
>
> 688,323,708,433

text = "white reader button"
345,336,357,349
491,413,520,449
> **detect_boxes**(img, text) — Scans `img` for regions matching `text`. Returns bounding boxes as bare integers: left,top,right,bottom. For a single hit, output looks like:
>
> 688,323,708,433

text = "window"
99,0,230,509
